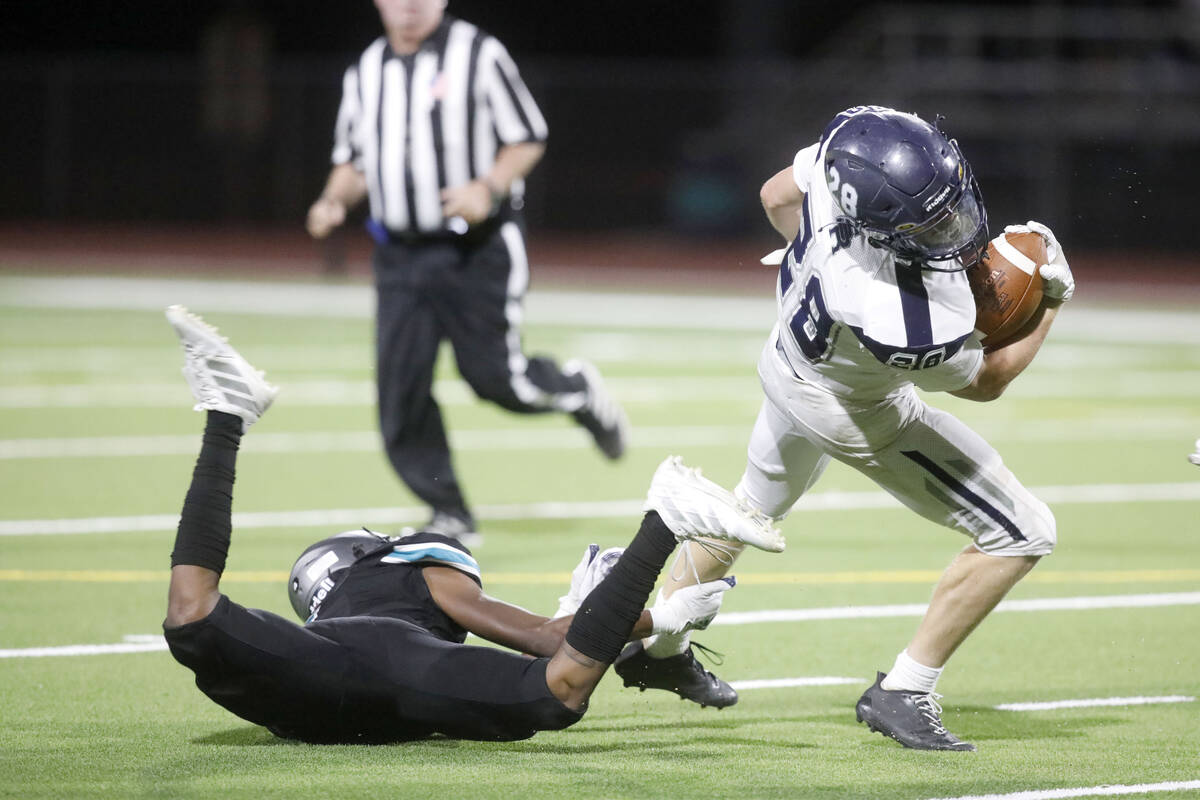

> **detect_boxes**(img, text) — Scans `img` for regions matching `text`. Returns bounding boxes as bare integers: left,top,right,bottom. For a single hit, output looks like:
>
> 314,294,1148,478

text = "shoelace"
913,692,949,736
690,641,726,668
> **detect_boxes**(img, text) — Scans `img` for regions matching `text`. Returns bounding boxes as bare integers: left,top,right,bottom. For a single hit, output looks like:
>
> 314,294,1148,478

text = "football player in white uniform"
619,106,1076,751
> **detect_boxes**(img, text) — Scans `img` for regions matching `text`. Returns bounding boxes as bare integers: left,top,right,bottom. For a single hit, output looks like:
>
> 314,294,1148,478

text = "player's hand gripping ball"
966,229,1048,348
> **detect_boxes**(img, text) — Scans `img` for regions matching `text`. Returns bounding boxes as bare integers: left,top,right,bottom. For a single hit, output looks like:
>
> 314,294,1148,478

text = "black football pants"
165,595,582,743
373,221,586,522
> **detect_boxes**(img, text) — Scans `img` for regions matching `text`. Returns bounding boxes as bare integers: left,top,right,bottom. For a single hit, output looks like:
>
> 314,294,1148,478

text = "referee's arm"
440,141,545,225
307,163,368,239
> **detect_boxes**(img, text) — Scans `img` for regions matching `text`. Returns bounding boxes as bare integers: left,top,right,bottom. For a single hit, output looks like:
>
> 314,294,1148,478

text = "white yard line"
712,592,1200,625
994,696,1195,711
0,425,751,458
5,416,1199,459
2,482,1199,537
0,634,170,659
3,274,1200,342
4,371,1200,410
729,677,863,690
0,377,766,409
923,780,1200,800
0,641,170,658
4,590,1198,658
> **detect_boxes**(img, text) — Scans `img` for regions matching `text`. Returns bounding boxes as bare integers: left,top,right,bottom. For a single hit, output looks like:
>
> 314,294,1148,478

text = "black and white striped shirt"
331,16,548,235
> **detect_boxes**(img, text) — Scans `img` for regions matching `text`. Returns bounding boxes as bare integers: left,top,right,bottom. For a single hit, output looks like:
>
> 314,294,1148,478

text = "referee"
307,0,628,544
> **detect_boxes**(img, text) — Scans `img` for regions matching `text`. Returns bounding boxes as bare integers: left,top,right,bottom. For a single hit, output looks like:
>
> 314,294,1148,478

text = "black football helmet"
287,529,393,620
823,107,987,269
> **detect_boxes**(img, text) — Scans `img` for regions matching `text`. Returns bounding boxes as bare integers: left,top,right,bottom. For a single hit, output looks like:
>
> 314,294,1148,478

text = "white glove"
648,577,736,635
1005,220,1074,303
1189,438,1200,467
553,545,624,618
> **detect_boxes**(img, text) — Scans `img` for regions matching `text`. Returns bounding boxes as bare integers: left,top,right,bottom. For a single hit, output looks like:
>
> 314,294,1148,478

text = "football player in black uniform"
161,306,785,743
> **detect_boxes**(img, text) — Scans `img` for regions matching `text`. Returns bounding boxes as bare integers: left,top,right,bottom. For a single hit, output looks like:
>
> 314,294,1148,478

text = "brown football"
966,230,1047,348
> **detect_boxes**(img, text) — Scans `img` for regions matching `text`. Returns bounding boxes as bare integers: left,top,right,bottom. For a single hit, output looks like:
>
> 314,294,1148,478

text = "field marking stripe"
0,641,170,658
711,592,1200,625
5,274,1200,344
995,696,1195,711
3,482,1199,537
5,414,1200,458
923,779,1200,800
4,569,1200,586
0,426,752,458
729,677,863,689
2,593,1195,659
5,374,1199,409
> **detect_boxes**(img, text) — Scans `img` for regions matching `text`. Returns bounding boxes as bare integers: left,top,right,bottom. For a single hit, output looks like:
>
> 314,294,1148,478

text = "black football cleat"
564,359,629,460
855,672,975,751
424,510,482,549
613,641,737,709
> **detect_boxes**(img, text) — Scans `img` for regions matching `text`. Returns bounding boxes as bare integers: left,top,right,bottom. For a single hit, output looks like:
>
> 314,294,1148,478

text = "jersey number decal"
826,166,858,218
788,276,833,361
886,346,947,370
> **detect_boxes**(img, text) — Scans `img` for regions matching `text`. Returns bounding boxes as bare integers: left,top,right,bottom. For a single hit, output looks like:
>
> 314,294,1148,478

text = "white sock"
642,590,691,657
880,649,942,694
644,630,690,657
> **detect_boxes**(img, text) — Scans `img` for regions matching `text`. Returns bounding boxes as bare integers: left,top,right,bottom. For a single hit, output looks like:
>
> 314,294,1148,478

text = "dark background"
2,1,1197,252
2,2,867,58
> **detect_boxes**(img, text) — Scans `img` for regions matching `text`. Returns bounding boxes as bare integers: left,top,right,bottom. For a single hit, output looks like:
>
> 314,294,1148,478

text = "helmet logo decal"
922,182,953,212
308,576,337,613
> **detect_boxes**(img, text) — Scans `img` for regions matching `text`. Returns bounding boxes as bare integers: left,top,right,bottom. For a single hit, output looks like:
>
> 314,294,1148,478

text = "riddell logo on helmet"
922,183,952,212
308,576,337,613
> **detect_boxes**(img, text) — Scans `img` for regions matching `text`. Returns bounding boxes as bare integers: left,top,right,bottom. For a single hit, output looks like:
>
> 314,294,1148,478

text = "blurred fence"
2,3,1198,250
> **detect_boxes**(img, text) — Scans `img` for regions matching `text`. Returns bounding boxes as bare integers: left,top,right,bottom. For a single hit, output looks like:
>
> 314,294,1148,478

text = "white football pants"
736,339,1056,557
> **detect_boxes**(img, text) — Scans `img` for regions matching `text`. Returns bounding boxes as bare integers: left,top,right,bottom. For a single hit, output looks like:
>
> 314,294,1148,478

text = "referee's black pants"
373,220,586,523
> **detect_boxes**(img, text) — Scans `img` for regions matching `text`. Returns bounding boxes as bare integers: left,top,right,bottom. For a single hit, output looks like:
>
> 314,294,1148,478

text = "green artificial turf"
1,281,1198,800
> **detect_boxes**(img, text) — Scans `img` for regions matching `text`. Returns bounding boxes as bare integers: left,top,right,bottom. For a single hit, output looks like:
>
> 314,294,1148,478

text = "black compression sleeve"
170,411,243,574
565,512,677,664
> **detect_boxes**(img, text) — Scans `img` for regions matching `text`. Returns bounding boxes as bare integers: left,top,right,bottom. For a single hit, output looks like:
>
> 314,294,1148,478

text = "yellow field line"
2,569,1198,585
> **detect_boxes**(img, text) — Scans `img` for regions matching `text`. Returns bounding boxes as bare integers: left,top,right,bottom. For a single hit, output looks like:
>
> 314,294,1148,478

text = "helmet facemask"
890,174,988,271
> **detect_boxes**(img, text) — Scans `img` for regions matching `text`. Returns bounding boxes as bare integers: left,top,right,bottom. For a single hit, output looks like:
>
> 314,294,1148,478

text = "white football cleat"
644,456,785,553
166,305,278,432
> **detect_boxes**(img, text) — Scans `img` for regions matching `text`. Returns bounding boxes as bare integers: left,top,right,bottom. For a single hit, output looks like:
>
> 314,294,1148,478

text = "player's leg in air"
547,456,786,711
162,308,424,743
162,305,279,630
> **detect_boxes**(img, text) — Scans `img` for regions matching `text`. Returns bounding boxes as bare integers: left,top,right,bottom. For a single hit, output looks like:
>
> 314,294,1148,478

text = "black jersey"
311,531,480,642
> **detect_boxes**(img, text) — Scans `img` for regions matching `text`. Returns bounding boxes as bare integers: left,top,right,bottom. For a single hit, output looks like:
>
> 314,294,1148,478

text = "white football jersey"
774,137,984,399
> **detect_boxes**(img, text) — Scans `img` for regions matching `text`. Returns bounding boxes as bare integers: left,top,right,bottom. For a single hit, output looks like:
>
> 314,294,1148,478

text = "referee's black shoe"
424,510,482,549
855,672,975,751
564,359,629,460
613,641,737,709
